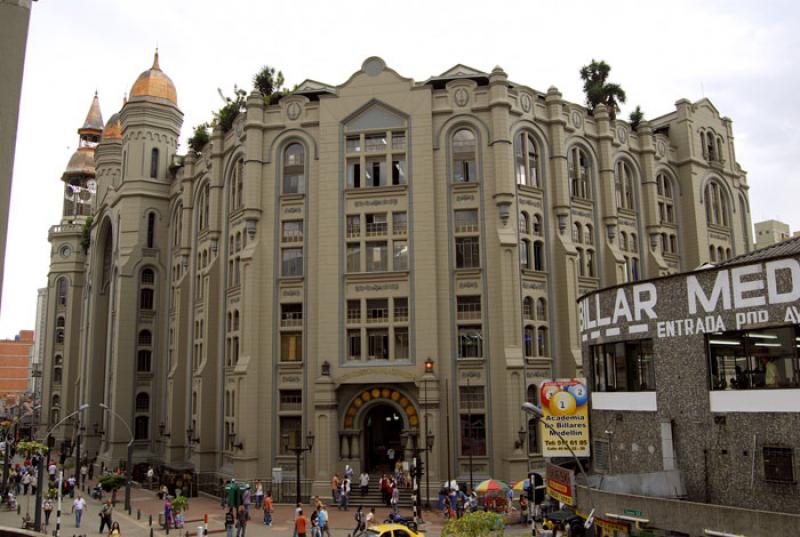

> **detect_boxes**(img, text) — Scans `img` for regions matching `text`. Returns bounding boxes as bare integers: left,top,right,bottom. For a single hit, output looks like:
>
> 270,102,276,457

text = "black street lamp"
423,357,434,508
282,431,314,505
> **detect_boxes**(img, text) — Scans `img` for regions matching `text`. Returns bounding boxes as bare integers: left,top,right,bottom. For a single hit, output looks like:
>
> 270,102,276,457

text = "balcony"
457,304,482,321
280,312,303,328
365,222,388,237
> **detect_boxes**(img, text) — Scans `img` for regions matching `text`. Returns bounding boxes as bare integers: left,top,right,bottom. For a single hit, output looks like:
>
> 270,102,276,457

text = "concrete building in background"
30,287,47,399
754,218,791,250
41,54,753,497
0,330,34,401
578,238,800,534
0,0,34,308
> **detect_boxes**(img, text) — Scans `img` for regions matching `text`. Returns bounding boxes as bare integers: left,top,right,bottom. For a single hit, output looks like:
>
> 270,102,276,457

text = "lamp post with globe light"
100,403,134,513
521,402,596,531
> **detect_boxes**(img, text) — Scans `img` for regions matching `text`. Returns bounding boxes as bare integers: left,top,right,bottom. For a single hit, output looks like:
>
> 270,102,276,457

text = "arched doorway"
363,404,404,473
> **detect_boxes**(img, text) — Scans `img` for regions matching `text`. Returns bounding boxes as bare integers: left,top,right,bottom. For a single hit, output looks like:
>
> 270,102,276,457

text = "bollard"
149,514,153,527
137,509,141,520
150,528,154,537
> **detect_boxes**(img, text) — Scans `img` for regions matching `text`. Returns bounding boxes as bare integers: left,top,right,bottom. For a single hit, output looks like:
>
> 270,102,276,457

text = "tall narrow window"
568,147,591,199
453,129,477,183
150,148,159,179
515,133,539,188
57,278,68,307
533,241,544,271
146,213,155,248
283,143,305,194
614,161,635,210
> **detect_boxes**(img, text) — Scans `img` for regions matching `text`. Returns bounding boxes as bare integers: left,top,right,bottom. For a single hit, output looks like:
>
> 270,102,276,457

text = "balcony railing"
365,222,388,236
457,304,482,321
280,313,303,328
366,309,389,323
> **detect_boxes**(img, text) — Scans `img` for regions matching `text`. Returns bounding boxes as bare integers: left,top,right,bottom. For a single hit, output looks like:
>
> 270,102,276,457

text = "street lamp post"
34,403,89,533
521,403,595,528
100,403,134,513
282,431,314,505
423,357,434,508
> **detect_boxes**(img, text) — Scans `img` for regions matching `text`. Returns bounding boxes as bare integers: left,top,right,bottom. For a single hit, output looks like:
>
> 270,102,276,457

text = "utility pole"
444,378,451,487
466,376,473,492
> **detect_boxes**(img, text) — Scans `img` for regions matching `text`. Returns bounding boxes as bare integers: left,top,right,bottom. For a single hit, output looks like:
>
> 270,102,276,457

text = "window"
346,215,360,238
367,329,389,360
615,160,635,210
458,327,483,358
150,148,159,179
145,213,156,248
460,414,487,456
394,328,409,360
457,296,481,321
347,329,362,360
455,210,479,234
366,213,388,236
453,129,477,183
392,159,406,185
366,159,387,187
280,303,303,327
657,173,675,224
577,248,585,276
137,350,151,372
198,183,210,231
280,332,302,362
586,249,596,277
280,390,302,411
136,392,150,412
591,340,656,392
520,239,530,269
365,134,387,152
392,241,408,271
620,231,628,252
279,417,302,454
704,181,729,227
524,326,535,357
532,214,542,236
57,278,68,307
281,248,303,277
707,326,800,390
394,297,408,321
522,297,533,320
55,316,65,344
533,241,544,271
134,416,149,440
526,386,538,453
230,159,244,211
519,212,529,235
392,132,406,152
537,327,548,356
346,243,361,273
455,237,480,269
366,241,388,272
460,385,485,409
568,146,591,199
283,143,305,194
138,330,152,346
392,212,407,235
763,447,794,483
282,221,303,243
53,367,62,384
140,288,154,310
367,299,389,323
584,224,593,245
346,136,361,153
515,133,539,188
347,160,361,188
536,298,547,321
573,222,582,243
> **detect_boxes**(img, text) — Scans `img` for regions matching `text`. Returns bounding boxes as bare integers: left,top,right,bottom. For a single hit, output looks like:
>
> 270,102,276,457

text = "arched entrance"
363,404,404,473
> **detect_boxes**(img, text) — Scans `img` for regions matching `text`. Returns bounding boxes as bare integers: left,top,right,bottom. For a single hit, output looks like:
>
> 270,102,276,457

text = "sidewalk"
0,481,536,536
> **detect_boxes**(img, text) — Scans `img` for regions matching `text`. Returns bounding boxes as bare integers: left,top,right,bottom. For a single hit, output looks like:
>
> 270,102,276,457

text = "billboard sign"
545,462,575,506
539,378,590,457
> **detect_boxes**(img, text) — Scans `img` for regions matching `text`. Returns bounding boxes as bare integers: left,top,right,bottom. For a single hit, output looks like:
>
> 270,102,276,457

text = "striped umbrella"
474,479,511,494
512,479,531,492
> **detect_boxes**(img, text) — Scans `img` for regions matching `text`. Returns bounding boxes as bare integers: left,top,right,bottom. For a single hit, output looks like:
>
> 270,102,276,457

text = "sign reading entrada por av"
578,258,800,341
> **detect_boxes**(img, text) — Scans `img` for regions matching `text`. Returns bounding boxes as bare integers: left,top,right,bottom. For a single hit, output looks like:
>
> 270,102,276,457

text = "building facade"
754,218,792,250
0,330,34,402
42,55,753,494
578,238,800,533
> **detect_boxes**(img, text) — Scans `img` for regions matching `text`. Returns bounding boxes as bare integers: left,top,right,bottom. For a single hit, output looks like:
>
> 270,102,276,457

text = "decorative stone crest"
571,110,583,128
617,126,628,144
520,93,532,113
454,88,470,107
657,140,667,157
287,102,301,121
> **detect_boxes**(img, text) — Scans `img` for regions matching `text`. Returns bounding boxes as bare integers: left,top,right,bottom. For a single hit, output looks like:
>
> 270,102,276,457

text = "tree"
629,105,644,130
171,495,189,514
579,59,627,119
98,474,126,492
80,216,93,253
441,511,506,537
213,86,247,134
253,65,285,100
187,123,210,154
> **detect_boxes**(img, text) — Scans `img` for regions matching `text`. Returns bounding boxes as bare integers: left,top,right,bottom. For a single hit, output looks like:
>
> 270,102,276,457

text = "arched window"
533,241,544,271
53,367,62,384
657,173,675,225
134,416,149,440
57,277,68,307
620,231,627,251
584,224,593,245
537,327,548,356
725,247,731,260
577,248,585,276
532,214,542,236
515,132,539,188
150,148,159,179
52,394,60,407
631,258,640,281
54,354,63,365
136,392,150,412
230,159,244,211
630,233,638,253
718,246,724,261
137,350,151,372
717,137,724,162
524,326,535,357
453,129,477,183
172,204,182,247
706,130,716,161
522,297,533,320
520,239,530,269
146,213,155,248
568,146,591,199
138,330,152,346
141,269,154,284
573,222,582,243
519,212,529,235
705,181,729,227
283,143,305,194
140,288,154,310
709,245,716,262
536,298,546,321
614,160,635,210
587,249,596,277
700,131,707,159
55,316,65,344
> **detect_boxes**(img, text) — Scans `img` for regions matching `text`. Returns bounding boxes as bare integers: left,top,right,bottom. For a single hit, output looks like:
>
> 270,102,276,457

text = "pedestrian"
295,509,308,537
309,508,320,537
236,505,248,537
164,497,173,529
292,503,302,537
330,474,340,505
262,490,273,526
13,470,21,495
242,485,251,514
73,493,86,527
109,521,121,537
30,468,38,497
224,507,235,537
22,471,31,495
339,476,350,511
99,499,113,533
387,447,395,468
43,497,53,526
359,471,369,496
254,480,263,510
519,494,528,525
319,505,331,537
68,475,76,498
81,463,89,485
380,475,389,507
146,466,155,489
344,464,354,481
353,505,365,535
366,507,375,528
48,461,56,482
390,486,399,515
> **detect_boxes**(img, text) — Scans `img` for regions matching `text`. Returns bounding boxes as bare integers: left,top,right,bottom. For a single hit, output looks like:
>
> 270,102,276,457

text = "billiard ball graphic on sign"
549,390,577,416
567,381,588,406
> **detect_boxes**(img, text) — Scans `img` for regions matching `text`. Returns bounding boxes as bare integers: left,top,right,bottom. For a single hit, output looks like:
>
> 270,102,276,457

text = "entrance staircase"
335,473,414,509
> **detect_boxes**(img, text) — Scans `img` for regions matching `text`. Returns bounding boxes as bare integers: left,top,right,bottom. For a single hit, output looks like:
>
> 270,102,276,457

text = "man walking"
294,509,308,537
339,476,350,511
99,499,113,533
318,505,331,537
72,494,86,527
235,505,249,537
262,490,273,526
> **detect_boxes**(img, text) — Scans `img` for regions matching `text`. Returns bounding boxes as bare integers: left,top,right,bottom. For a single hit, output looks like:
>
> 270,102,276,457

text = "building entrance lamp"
521,402,595,530
422,357,435,508
282,431,314,505
34,403,89,533
99,403,134,513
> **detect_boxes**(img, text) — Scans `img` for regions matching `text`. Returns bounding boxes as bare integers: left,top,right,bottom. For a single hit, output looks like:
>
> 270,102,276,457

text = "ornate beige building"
42,54,752,494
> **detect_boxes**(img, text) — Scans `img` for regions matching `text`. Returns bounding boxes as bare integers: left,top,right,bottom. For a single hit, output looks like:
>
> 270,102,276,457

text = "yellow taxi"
364,522,425,537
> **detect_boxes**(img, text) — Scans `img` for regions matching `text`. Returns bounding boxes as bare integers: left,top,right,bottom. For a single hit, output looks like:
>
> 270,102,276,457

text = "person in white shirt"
359,472,369,496
72,494,86,528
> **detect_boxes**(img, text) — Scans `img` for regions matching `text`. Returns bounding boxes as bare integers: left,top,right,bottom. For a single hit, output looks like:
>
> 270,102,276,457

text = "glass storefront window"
591,340,655,392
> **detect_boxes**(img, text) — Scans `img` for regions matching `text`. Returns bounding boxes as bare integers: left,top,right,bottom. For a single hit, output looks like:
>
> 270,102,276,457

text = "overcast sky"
2,0,799,338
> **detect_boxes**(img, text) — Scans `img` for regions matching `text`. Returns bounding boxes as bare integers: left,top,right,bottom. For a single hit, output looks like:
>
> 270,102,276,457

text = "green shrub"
441,511,506,537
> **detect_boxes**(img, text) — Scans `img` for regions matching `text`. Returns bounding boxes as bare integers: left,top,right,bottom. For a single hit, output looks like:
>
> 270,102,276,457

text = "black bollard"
150,529,154,537
149,514,153,526
137,509,141,520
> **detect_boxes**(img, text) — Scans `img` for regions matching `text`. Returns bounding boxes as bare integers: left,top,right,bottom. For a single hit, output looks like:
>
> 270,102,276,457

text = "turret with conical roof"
61,92,103,218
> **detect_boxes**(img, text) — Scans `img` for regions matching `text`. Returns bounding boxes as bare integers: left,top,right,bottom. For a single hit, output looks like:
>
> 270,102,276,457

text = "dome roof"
102,112,121,141
63,146,96,177
130,51,177,105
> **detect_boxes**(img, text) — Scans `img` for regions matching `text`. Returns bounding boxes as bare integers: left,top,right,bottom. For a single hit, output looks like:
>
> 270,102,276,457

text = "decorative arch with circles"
343,387,419,429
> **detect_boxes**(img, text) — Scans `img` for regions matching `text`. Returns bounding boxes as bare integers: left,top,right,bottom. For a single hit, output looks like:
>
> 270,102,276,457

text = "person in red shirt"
295,509,308,537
